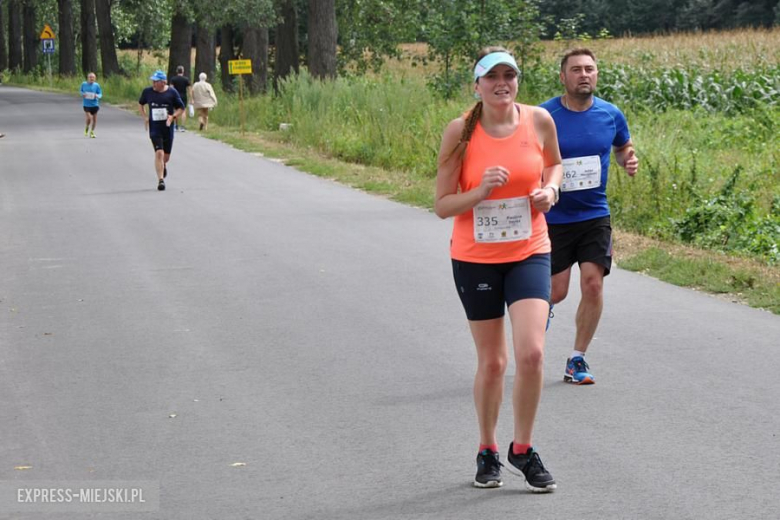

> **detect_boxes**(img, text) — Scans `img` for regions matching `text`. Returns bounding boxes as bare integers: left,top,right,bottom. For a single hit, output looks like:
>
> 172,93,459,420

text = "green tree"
421,0,545,97
80,0,98,75
273,0,299,89
8,0,23,72
191,0,275,91
94,0,120,75
22,0,37,74
308,0,337,79
336,0,419,74
116,0,172,73
57,0,76,75
0,0,8,72
168,1,192,79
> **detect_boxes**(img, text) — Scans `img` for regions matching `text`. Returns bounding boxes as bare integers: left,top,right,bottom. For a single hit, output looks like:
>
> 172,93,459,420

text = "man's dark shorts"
150,130,174,154
83,106,99,114
548,216,612,276
452,253,551,321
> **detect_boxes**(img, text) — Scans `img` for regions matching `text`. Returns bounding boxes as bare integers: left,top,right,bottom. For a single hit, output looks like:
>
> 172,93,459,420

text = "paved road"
1,85,778,520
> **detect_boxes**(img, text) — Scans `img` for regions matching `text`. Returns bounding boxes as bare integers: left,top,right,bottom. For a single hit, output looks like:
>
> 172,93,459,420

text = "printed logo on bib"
473,197,532,243
151,108,168,122
561,155,601,192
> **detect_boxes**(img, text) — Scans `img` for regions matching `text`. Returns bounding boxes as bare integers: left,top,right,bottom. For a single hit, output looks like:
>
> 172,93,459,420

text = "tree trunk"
22,1,37,74
80,0,97,74
94,0,120,76
168,11,191,79
307,0,337,79
194,23,215,81
274,0,299,90
0,0,7,72
243,25,268,95
57,0,76,75
218,24,234,92
8,0,22,71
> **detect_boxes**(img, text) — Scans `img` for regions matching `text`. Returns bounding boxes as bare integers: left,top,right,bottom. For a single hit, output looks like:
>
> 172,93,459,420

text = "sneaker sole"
563,374,595,385
473,479,503,488
504,464,557,493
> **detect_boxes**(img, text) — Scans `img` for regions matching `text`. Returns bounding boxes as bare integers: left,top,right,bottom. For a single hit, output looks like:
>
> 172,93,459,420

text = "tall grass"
551,28,780,72
3,70,152,106
5,28,779,263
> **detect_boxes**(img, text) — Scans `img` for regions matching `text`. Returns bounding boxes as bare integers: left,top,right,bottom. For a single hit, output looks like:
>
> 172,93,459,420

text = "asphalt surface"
1,85,778,520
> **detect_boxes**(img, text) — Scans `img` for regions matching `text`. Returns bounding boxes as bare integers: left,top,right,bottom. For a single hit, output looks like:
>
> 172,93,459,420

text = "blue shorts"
451,253,551,321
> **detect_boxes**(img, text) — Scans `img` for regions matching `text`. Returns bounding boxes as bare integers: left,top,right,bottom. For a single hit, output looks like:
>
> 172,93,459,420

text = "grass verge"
206,125,780,315
7,78,778,315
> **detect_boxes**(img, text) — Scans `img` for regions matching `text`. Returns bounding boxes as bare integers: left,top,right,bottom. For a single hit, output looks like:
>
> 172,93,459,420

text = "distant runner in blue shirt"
138,70,185,191
540,48,639,385
80,72,102,138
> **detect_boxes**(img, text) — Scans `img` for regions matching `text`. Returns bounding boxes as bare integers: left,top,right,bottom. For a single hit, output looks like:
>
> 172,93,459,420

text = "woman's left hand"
530,187,554,213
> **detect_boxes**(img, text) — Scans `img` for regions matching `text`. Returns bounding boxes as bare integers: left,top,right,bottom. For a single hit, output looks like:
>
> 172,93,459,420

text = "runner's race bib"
473,197,532,243
151,108,168,122
561,155,601,192
83,92,96,100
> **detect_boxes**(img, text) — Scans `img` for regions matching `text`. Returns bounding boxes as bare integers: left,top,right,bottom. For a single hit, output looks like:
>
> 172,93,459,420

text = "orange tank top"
450,104,551,263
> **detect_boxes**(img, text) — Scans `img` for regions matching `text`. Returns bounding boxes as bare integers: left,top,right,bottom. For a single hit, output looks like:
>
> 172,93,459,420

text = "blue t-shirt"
540,96,631,224
80,81,102,108
138,87,184,137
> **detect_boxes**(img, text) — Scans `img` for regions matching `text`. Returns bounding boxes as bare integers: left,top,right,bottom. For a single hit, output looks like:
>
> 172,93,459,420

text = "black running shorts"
451,254,551,321
83,106,99,114
547,216,612,276
150,130,174,154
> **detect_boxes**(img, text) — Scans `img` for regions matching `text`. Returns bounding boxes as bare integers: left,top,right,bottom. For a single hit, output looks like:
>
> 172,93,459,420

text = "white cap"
473,52,520,81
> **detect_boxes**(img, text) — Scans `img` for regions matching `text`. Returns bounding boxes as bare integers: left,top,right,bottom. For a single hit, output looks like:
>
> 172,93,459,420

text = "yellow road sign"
40,24,55,39
228,59,252,75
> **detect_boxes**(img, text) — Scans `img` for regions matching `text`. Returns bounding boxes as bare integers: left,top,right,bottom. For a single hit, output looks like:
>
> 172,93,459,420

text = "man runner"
80,72,102,138
169,66,193,132
138,70,185,191
540,48,639,385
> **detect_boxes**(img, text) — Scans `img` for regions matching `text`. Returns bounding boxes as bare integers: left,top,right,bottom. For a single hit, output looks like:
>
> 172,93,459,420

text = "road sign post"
228,59,253,135
40,25,56,87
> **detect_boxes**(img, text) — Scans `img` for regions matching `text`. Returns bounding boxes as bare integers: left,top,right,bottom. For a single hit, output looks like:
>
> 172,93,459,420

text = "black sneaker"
473,449,503,488
506,443,556,492
158,179,165,191
163,166,167,179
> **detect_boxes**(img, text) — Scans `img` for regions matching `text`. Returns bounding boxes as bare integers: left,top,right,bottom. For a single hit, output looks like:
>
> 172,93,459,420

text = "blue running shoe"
564,356,595,385
545,304,554,331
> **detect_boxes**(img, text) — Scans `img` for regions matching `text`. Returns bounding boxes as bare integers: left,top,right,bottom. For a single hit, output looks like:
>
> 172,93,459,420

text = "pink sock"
479,444,499,453
512,443,532,455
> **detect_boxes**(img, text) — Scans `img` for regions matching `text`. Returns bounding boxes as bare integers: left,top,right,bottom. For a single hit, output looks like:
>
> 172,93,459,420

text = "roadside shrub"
671,168,779,264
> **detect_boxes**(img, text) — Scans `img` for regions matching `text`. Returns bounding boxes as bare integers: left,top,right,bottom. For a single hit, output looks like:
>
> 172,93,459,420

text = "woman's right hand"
478,166,509,200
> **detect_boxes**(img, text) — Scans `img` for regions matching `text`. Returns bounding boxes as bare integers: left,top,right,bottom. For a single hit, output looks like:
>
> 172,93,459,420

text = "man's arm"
138,104,149,129
614,140,638,177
